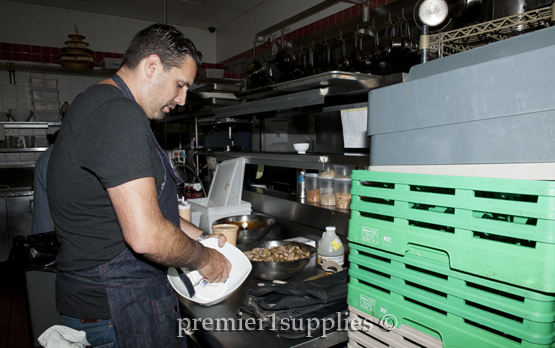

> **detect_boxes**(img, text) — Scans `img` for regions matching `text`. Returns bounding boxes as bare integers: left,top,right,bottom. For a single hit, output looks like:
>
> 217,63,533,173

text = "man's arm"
107,177,230,282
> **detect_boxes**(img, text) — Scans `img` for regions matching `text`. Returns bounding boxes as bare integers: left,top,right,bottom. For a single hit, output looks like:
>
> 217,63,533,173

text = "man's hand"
207,233,227,247
197,247,231,283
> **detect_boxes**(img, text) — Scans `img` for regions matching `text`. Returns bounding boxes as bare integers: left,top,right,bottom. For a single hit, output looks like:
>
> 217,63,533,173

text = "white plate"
167,238,251,306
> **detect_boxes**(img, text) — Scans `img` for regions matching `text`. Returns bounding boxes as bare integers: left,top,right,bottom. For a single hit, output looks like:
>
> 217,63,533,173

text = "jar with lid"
305,173,320,203
318,176,336,205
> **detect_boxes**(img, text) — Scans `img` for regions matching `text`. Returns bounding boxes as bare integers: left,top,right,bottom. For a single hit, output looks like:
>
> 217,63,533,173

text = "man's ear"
143,54,162,79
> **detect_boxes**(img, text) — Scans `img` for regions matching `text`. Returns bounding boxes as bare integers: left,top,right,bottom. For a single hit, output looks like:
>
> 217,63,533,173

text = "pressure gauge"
419,0,449,26
414,0,451,32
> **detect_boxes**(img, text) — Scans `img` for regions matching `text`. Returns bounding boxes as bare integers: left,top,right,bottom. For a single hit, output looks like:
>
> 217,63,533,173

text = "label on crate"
382,233,392,246
360,294,375,314
361,227,379,244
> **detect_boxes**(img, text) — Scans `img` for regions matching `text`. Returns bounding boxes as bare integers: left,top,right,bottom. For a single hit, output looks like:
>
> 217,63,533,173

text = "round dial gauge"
419,0,449,26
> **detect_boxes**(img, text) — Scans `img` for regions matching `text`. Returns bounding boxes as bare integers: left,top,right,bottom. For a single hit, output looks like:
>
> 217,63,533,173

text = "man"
31,131,58,234
47,23,231,348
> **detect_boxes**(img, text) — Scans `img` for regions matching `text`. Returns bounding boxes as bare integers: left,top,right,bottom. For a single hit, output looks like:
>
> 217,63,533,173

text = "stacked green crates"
347,170,555,348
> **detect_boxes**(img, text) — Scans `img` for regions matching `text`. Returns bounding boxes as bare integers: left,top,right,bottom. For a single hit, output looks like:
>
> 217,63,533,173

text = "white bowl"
167,238,252,306
8,109,33,122
294,143,309,154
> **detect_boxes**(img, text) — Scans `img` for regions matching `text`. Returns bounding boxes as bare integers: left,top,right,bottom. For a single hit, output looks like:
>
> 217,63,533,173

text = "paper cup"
212,224,239,246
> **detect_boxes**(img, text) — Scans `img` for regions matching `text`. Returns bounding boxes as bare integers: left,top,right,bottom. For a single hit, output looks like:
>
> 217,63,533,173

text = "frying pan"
274,48,297,73
246,60,268,85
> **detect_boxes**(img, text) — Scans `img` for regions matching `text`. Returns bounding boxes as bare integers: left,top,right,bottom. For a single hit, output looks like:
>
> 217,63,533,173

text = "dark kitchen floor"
0,261,35,348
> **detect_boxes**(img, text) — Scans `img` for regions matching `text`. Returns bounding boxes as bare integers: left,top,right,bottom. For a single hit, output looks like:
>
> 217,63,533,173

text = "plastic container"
30,77,58,89
212,224,239,246
319,164,335,178
34,111,59,122
188,197,251,233
32,88,59,100
178,198,191,221
33,100,59,111
348,170,555,292
317,226,345,265
318,176,336,205
305,173,320,203
348,242,555,345
333,165,354,179
334,178,352,209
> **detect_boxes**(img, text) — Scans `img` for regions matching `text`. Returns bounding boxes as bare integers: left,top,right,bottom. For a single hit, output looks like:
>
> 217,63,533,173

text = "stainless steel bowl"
212,214,276,244
237,241,316,280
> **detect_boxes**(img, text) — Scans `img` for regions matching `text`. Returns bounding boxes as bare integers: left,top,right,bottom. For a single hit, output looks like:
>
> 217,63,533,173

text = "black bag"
239,271,349,339
9,231,60,270
204,127,232,150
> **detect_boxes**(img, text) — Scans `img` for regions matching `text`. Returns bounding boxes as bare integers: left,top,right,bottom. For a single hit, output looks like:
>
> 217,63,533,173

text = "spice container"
334,178,352,209
319,164,335,178
305,173,320,203
319,176,336,205
333,165,354,179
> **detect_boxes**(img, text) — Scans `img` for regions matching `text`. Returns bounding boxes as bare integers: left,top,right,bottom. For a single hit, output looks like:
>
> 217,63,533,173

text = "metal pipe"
421,25,429,63
178,122,186,149
362,0,370,22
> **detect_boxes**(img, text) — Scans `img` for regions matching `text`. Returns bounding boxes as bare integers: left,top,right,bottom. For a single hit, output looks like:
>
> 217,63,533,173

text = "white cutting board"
206,157,245,207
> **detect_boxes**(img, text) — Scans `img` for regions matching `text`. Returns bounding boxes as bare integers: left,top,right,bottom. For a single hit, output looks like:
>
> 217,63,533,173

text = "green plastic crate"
348,170,555,292
349,242,555,345
347,279,555,348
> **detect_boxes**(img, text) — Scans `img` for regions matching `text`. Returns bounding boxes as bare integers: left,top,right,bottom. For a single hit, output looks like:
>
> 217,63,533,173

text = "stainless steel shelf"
0,62,118,77
0,148,48,153
196,150,368,170
215,88,327,118
427,5,553,56
1,122,59,129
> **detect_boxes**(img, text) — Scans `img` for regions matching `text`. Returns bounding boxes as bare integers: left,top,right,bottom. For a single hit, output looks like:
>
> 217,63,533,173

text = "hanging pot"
246,60,268,85
376,25,392,59
274,48,297,73
448,0,483,23
349,36,372,72
337,40,351,71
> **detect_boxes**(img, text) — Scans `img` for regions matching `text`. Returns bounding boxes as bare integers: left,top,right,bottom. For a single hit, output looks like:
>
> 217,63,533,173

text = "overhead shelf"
196,150,369,170
427,5,553,56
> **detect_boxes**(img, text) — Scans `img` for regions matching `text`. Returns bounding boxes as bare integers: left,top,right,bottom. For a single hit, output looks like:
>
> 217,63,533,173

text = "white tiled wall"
0,0,217,63
0,71,104,114
216,0,354,62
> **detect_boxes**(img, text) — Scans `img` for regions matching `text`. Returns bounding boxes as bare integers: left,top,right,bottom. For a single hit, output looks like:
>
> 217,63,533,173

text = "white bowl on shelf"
293,143,309,154
8,109,33,122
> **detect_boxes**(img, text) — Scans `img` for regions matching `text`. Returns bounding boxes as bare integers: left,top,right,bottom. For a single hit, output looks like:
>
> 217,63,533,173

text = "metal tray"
192,83,243,93
190,92,240,100
194,98,242,106
275,71,380,92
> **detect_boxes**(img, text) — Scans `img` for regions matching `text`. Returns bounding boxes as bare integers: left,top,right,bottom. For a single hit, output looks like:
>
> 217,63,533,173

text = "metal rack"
427,5,553,57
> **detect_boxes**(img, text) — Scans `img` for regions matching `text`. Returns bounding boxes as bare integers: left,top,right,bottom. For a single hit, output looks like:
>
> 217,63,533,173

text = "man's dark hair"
121,23,202,72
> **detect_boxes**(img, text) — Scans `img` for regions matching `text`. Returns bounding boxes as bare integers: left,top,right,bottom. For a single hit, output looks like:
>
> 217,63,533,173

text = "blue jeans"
61,315,119,348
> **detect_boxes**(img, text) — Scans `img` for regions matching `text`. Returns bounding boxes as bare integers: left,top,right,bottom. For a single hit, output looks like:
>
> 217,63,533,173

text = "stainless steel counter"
178,231,348,348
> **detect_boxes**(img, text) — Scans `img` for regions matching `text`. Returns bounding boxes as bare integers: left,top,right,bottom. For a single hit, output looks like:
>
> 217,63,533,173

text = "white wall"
216,0,354,63
0,0,217,63
0,0,218,114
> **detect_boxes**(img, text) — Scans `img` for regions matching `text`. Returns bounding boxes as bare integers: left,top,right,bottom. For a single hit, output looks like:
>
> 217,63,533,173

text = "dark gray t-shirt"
48,83,165,318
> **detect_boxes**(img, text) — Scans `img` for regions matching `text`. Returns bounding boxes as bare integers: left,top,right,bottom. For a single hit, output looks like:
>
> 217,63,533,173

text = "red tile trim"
0,1,395,72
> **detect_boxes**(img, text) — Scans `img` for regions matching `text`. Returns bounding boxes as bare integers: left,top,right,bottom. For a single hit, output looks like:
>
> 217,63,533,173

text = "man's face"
146,56,197,120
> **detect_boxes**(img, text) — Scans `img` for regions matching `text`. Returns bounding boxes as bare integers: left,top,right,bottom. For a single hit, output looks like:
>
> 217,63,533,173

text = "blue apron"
59,74,186,348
